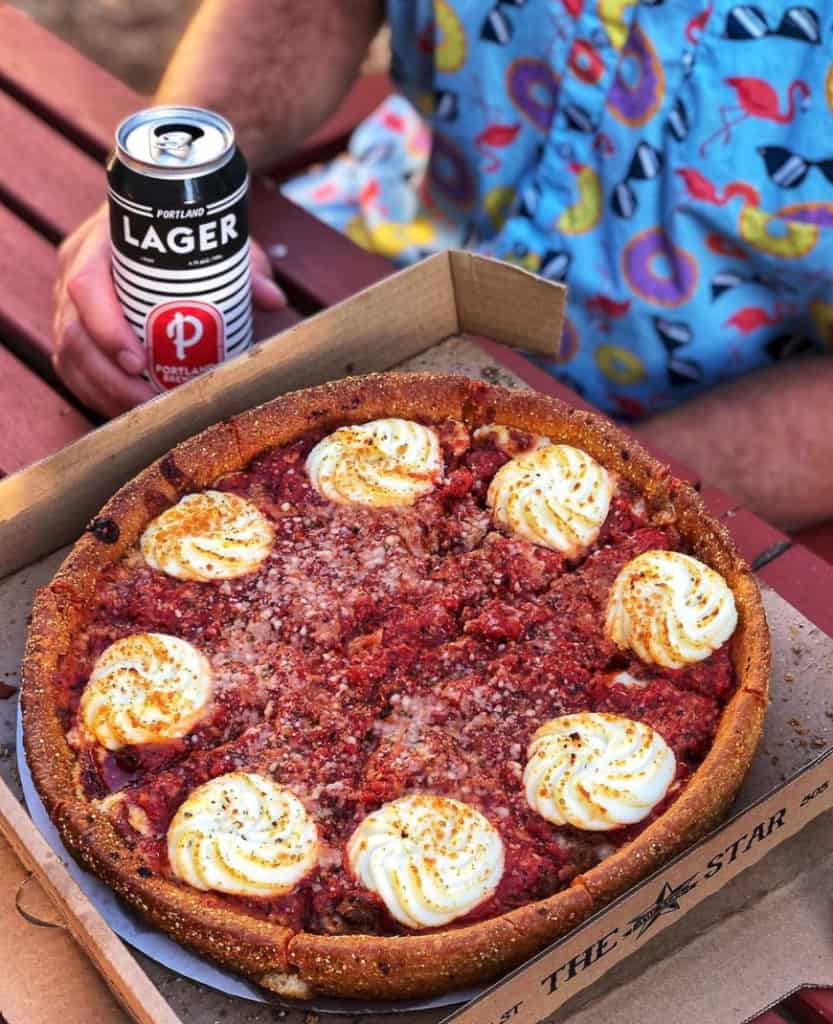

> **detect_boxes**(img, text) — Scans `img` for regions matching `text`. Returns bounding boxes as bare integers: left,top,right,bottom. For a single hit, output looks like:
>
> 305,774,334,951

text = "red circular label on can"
146,300,225,391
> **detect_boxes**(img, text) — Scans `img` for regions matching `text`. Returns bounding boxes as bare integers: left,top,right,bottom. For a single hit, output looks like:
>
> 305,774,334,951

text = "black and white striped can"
107,106,251,391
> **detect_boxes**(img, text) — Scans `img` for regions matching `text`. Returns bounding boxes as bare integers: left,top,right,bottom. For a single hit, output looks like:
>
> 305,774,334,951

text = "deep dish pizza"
22,374,769,1000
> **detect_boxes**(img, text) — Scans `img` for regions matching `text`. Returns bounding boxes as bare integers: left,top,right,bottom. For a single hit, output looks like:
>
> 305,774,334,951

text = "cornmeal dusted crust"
22,374,769,1000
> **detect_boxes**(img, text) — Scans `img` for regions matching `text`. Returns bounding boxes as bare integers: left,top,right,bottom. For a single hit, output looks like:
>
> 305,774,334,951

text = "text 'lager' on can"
107,105,251,392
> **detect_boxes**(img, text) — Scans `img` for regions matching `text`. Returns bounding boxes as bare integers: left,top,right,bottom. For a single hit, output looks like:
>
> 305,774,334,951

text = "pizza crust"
22,374,770,1000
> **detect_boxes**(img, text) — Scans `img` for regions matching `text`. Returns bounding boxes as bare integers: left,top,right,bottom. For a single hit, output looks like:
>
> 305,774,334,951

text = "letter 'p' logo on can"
146,300,224,391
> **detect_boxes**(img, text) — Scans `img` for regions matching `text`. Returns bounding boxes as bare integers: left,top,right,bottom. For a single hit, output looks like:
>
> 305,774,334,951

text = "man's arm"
632,355,833,532
156,0,384,170
53,0,383,416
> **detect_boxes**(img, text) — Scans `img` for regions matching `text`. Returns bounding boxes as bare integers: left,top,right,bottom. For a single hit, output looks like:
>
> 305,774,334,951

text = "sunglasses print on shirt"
723,6,821,43
757,145,833,188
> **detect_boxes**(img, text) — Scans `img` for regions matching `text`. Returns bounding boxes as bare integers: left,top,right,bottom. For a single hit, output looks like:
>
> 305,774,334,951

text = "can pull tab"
150,122,205,162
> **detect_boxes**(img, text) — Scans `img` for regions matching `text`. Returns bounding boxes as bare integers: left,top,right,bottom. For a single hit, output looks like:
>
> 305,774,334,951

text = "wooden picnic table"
0,5,830,1022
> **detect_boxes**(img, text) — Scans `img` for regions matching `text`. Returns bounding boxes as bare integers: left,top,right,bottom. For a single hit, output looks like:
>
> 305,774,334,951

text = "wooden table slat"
0,204,60,378
0,88,104,241
0,344,91,475
792,520,833,568
0,4,138,158
0,5,390,181
758,542,833,638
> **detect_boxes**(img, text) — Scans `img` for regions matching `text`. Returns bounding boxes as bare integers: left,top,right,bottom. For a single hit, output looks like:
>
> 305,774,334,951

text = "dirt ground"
10,0,389,94
11,0,199,93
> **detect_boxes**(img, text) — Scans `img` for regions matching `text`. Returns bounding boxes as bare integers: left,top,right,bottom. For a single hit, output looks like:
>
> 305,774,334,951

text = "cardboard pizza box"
0,775,181,1024
0,252,831,1024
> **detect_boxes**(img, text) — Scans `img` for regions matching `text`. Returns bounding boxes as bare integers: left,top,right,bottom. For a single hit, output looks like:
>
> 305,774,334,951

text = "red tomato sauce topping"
59,422,737,936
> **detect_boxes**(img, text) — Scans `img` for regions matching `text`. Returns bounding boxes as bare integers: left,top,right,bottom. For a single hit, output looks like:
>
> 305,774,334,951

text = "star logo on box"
623,876,700,940
146,300,224,391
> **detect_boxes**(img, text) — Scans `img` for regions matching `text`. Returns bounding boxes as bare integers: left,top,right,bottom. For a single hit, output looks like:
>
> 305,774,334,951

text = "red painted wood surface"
0,6,391,178
718,505,790,569
0,345,91,475
786,989,833,1023
0,88,103,241
253,304,304,340
0,6,301,418
749,1013,791,1024
0,205,60,379
758,543,833,638
792,522,833,567
0,4,389,340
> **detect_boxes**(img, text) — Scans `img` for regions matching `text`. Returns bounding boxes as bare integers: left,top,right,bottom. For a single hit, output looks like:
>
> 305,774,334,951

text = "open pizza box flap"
0,252,831,1024
0,251,564,576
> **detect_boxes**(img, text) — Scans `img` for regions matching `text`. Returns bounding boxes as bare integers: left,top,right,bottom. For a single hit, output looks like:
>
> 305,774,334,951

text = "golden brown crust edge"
21,422,243,815
21,373,770,1001
284,879,596,1000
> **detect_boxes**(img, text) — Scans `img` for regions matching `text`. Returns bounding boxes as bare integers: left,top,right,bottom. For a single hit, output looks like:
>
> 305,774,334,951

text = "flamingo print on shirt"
700,77,811,154
724,302,796,334
283,1,833,416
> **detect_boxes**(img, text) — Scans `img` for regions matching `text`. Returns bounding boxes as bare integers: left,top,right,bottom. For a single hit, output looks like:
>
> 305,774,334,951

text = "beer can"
107,106,251,392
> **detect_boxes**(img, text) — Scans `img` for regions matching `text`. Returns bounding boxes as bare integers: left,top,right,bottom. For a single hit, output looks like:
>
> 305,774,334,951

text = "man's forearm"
155,0,384,170
632,355,833,532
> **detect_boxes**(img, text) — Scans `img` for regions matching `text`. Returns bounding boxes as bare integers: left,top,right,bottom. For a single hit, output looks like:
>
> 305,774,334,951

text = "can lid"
116,106,235,178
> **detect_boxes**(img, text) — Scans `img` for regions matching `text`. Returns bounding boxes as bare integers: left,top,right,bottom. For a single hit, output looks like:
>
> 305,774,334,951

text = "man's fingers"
56,211,97,269
250,241,272,277
53,202,151,415
252,272,287,310
53,317,154,418
66,255,146,372
54,205,109,302
250,242,287,310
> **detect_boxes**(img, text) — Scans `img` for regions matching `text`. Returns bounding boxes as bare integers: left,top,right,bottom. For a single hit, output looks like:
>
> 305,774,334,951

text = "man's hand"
53,205,286,418
53,0,383,417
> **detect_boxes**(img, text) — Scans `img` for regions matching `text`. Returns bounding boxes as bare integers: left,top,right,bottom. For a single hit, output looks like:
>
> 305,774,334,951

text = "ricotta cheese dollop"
347,794,505,928
524,712,676,831
167,772,319,897
141,490,273,581
487,444,614,557
80,632,213,749
306,418,443,507
605,549,738,668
